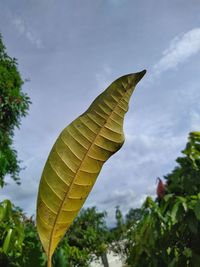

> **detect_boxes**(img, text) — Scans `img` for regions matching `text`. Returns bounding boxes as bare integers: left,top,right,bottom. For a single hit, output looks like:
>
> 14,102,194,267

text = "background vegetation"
0,34,30,187
1,34,200,267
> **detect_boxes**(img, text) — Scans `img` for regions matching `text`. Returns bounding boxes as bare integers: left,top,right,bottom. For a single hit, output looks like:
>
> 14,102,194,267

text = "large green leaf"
36,70,146,266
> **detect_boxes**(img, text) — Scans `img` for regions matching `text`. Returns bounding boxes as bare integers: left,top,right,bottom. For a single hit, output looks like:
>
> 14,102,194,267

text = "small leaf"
183,248,192,258
1,199,12,220
163,193,174,202
182,202,187,212
171,202,180,224
3,228,13,254
53,248,66,267
176,196,187,212
167,247,171,255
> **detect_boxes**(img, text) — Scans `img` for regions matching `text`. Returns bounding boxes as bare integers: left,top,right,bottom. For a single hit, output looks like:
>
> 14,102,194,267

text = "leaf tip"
133,69,147,84
123,69,147,87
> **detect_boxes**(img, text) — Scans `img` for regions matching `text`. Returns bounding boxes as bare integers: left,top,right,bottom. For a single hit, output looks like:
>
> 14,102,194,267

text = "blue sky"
0,0,200,225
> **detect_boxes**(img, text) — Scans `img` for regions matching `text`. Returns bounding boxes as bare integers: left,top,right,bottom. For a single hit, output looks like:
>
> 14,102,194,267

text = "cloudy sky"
0,0,200,225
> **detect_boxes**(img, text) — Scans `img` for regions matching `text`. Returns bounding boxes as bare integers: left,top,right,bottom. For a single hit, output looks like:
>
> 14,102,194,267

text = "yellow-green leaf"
36,70,146,267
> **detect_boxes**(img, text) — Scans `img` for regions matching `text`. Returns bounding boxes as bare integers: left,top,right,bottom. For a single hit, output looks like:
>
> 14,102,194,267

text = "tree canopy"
0,34,31,187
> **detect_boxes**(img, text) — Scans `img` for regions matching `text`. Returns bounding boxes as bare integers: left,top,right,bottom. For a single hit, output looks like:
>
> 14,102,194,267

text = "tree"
53,207,110,267
125,208,142,228
125,132,200,267
165,131,200,196
67,207,109,266
0,34,31,187
110,206,142,260
109,206,126,257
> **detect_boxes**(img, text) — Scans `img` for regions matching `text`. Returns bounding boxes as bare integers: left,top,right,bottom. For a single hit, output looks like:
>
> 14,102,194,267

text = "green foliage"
109,206,142,258
0,34,31,187
17,218,46,267
166,132,200,196
125,132,200,267
126,195,200,267
0,200,45,267
54,207,109,266
0,200,24,266
125,208,142,228
53,238,90,267
109,206,126,256
0,203,110,267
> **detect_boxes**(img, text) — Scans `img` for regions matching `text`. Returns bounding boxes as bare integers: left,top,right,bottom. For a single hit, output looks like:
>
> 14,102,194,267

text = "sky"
0,0,200,225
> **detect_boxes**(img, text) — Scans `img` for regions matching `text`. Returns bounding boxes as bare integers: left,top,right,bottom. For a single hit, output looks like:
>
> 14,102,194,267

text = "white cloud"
13,17,43,49
100,189,136,207
153,28,200,76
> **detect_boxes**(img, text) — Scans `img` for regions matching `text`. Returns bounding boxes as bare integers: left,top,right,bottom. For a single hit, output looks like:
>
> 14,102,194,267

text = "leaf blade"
36,70,146,266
